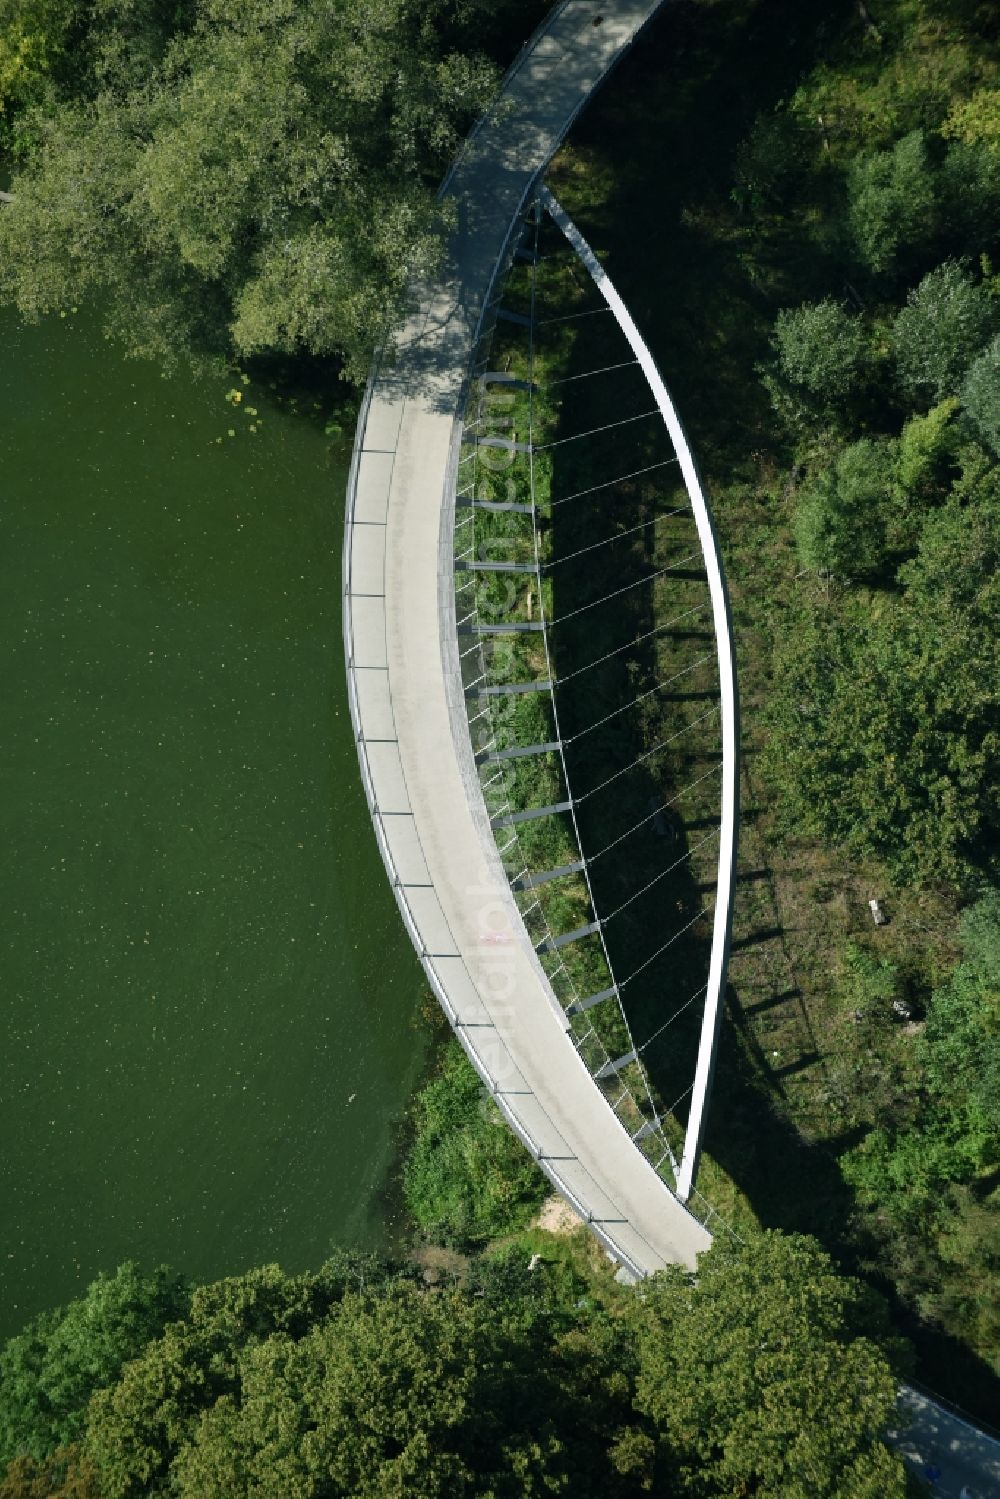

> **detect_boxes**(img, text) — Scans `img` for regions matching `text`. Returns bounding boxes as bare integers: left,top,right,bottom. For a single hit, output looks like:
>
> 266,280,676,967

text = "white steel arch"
537,187,739,1201
343,0,733,1272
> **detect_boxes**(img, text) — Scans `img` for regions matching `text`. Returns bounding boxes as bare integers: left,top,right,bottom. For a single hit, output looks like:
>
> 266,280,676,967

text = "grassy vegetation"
531,0,1000,1418
402,1039,547,1247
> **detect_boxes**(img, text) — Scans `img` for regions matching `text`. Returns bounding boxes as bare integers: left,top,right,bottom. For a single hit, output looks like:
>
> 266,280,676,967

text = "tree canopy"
0,1264,188,1469
630,1233,905,1499
962,332,1000,453
848,130,937,280
766,478,999,888
793,438,893,577
892,260,996,405
0,1235,906,1498
772,299,869,405
0,0,500,376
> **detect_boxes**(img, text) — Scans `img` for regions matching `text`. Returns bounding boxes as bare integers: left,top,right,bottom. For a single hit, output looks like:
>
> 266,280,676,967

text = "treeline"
0,1233,909,1498
751,89,999,890
840,891,1000,1362
710,0,999,1379
0,0,546,377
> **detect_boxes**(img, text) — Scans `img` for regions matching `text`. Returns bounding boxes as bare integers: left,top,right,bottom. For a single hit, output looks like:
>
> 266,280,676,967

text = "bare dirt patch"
532,1194,583,1235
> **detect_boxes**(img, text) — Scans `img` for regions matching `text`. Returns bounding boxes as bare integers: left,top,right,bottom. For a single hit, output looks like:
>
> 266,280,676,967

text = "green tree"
0,1445,101,1499
630,1232,906,1498
848,130,937,279
82,1260,611,1498
0,1264,188,1467
0,0,76,125
81,1257,390,1498
896,398,960,495
892,261,995,404
941,85,1000,148
794,439,892,576
961,332,1000,453
844,890,1000,1231
888,398,961,552
766,485,999,886
0,0,496,376
169,1289,488,1499
403,1042,546,1246
0,1235,921,1499
772,299,868,403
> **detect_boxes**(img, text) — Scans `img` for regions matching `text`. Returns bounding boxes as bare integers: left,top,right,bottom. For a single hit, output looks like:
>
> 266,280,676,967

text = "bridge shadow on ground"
548,0,1000,1423
706,979,1000,1420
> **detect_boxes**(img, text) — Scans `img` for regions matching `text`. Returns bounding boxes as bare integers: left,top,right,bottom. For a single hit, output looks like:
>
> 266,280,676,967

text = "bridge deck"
344,0,710,1274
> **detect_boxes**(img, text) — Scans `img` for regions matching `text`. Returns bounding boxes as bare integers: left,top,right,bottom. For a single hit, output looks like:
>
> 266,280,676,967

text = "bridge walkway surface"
344,0,712,1276
344,3,1000,1481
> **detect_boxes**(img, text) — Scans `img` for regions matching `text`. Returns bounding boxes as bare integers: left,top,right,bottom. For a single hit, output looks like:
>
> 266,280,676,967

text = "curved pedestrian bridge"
343,0,737,1275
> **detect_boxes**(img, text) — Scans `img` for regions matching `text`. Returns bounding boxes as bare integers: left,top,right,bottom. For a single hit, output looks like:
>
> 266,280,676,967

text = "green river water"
0,309,428,1338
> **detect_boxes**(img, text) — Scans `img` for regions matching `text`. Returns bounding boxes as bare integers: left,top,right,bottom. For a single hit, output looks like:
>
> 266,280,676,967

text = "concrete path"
888,1387,1000,1498
344,10,1000,1486
344,0,712,1275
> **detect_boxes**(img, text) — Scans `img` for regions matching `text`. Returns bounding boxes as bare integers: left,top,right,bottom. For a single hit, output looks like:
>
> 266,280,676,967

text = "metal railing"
343,0,731,1272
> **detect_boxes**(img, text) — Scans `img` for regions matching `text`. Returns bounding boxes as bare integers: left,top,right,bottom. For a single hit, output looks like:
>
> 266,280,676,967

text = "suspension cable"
549,550,702,627
589,764,723,863
549,457,679,510
578,704,720,802
539,305,613,325
565,652,715,745
538,408,659,450
549,358,640,385
557,602,707,685
546,504,690,570
619,903,715,990
604,829,720,924
637,987,708,1055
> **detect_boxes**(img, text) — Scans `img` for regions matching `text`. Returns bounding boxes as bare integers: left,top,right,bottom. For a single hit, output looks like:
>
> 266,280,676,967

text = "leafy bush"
848,130,937,278
403,1042,546,1246
843,890,1000,1229
892,261,995,404
794,439,893,576
961,332,1000,453
840,942,900,1018
766,486,999,888
772,299,868,403
896,398,960,494
938,139,1000,247
0,1264,189,1466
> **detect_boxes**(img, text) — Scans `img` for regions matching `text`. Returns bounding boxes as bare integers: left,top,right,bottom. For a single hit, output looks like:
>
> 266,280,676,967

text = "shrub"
403,1043,546,1245
848,130,937,278
772,299,868,402
794,439,893,576
892,261,995,404
961,332,1000,453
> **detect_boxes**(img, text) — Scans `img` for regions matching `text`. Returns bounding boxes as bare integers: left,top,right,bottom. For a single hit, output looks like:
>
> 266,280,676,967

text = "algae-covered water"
0,309,428,1337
